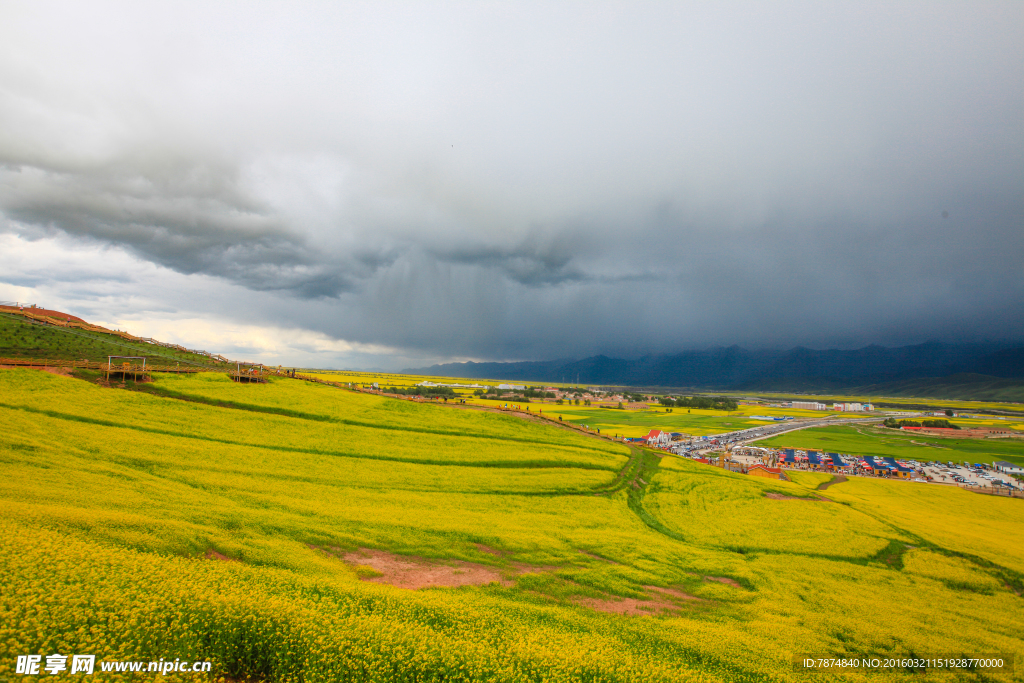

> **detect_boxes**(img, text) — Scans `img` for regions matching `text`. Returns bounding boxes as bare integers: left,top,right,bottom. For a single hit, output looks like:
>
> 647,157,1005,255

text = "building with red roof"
747,464,786,480
645,429,670,446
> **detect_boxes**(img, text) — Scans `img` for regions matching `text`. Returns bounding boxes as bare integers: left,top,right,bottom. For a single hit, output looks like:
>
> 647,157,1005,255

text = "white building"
645,429,670,446
792,401,826,410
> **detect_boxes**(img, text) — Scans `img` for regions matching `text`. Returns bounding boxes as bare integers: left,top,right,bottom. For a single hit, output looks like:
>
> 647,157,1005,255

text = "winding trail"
816,474,848,490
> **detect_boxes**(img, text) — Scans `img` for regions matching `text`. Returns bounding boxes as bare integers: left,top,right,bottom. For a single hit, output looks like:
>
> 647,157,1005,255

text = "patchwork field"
307,371,845,438
1,368,1022,681
524,403,834,438
737,390,1024,416
758,424,1024,469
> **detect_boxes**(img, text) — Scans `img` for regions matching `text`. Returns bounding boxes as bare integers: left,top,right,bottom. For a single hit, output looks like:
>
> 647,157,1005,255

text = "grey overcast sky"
1,1,1022,369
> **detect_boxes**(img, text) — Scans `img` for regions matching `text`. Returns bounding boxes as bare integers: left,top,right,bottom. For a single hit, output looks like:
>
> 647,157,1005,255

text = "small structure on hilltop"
105,356,148,382
230,364,267,383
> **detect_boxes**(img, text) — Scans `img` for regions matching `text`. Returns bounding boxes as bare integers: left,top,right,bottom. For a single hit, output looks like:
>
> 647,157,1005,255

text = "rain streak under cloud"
1,1,1022,369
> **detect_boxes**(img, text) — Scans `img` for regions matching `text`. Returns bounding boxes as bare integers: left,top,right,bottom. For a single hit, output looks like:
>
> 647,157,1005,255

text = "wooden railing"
0,358,205,373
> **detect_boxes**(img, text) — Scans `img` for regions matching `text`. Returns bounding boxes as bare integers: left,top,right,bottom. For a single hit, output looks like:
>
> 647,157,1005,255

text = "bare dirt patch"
0,306,86,322
475,543,508,558
204,549,239,562
575,585,699,616
687,572,742,588
647,585,699,600
332,548,516,589
765,492,829,501
703,576,741,588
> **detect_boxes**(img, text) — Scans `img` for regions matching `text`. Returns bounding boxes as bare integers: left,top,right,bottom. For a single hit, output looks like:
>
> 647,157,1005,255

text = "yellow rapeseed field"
1,368,1022,682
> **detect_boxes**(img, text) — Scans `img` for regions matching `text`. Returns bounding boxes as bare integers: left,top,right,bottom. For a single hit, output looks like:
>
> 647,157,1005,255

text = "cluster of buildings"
774,449,914,477
709,446,919,478
901,425,1015,438
790,401,875,412
632,429,678,446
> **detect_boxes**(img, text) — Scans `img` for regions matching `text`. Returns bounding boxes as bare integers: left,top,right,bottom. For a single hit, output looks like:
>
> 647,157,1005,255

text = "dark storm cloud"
0,1,1021,365
432,234,586,286
0,157,370,298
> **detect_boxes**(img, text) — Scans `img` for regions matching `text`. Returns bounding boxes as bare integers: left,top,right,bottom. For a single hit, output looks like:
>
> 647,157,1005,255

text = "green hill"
852,373,1024,402
0,310,227,367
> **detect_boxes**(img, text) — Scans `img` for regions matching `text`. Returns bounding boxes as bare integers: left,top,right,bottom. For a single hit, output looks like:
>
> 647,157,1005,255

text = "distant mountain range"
404,342,1024,399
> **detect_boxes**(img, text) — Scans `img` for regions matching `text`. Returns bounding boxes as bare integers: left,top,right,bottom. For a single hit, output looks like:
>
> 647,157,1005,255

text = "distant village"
387,379,1024,495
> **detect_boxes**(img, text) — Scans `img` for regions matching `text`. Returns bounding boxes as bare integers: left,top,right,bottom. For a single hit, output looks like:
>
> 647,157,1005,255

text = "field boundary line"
141,383,624,454
0,401,621,473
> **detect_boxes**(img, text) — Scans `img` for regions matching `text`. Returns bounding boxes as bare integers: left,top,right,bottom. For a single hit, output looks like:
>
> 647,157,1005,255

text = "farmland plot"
1,368,1022,682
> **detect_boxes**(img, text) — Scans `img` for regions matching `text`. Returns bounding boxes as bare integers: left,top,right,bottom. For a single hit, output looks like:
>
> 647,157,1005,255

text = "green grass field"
737,390,1024,415
527,403,837,438
1,368,1022,682
758,424,1024,468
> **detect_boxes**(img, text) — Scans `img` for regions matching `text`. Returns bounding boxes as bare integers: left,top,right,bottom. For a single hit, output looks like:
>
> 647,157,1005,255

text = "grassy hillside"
851,374,1024,403
1,369,1022,681
0,311,225,366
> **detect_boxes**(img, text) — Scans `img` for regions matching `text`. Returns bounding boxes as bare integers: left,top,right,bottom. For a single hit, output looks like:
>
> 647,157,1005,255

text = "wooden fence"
0,357,206,374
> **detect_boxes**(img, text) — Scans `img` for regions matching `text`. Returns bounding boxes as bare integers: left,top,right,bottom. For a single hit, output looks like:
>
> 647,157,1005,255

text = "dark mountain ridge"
404,342,1024,390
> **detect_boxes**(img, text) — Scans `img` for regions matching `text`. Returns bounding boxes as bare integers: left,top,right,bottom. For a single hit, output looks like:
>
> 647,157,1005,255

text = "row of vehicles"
915,461,1019,490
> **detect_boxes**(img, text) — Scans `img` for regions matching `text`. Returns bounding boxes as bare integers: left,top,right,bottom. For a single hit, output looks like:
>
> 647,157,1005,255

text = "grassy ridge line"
851,374,1024,404
285,369,635,443
617,454,857,587
0,402,620,477
643,461,1024,594
142,382,620,452
0,311,228,367
778,466,1024,573
785,475,1024,592
1,371,630,471
633,462,918,573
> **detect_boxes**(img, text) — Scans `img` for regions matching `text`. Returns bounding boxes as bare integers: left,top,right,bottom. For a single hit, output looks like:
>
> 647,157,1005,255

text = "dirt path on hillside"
764,492,831,502
817,474,848,490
